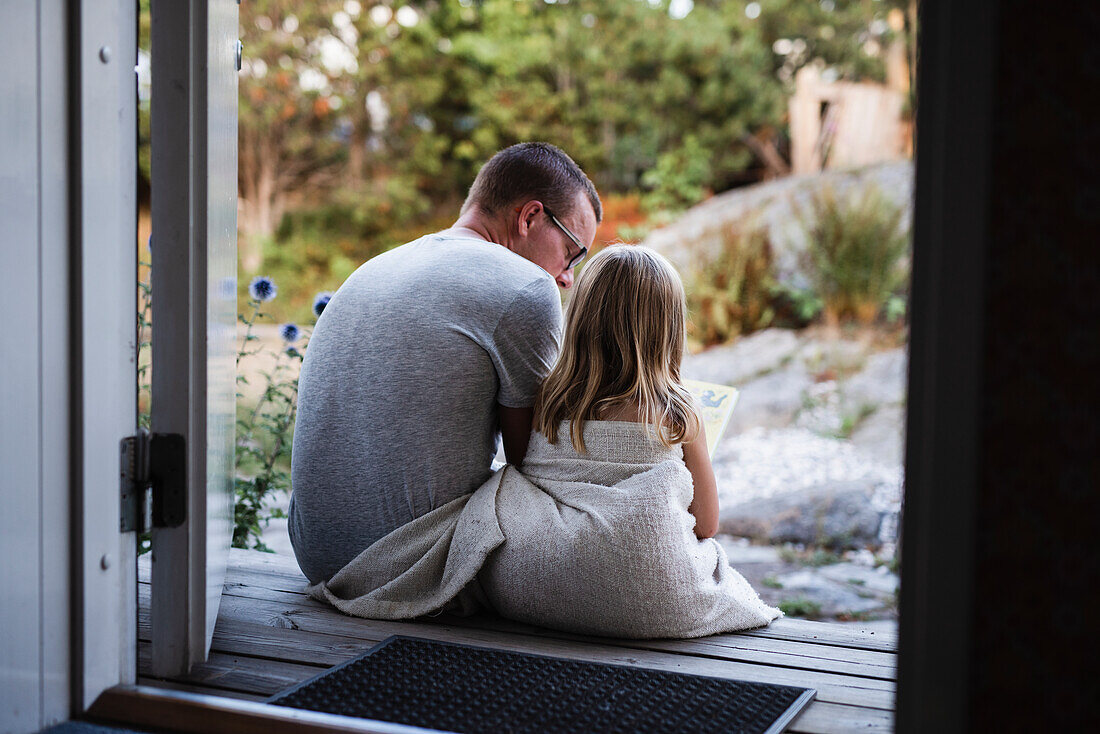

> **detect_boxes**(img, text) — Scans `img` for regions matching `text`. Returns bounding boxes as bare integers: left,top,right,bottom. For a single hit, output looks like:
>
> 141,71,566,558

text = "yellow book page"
682,379,740,458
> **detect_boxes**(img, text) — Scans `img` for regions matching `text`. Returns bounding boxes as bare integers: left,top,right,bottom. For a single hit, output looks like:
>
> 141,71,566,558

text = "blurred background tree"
137,0,914,321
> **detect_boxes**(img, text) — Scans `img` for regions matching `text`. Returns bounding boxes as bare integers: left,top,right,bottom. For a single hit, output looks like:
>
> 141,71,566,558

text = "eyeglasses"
544,208,588,270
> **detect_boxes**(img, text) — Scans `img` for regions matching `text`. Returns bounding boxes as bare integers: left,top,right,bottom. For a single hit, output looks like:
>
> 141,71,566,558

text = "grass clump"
762,576,784,589
686,224,775,348
779,598,823,618
799,184,910,326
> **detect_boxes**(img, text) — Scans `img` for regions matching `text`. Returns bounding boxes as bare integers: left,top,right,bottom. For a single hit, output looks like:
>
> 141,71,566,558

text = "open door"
149,0,239,676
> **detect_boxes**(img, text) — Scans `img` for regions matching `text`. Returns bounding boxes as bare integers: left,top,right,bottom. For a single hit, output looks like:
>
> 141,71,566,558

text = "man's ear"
514,200,543,238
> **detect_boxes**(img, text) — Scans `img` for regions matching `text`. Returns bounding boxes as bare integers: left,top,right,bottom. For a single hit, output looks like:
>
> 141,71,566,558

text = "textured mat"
268,635,815,734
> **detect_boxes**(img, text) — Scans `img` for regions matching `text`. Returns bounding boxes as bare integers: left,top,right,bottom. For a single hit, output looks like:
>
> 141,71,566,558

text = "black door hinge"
120,428,186,532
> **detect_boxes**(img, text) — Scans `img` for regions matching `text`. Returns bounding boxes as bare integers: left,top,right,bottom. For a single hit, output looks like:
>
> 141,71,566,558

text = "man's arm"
499,404,535,466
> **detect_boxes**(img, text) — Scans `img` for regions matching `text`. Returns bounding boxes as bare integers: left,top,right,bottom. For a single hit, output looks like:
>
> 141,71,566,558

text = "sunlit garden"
138,0,916,625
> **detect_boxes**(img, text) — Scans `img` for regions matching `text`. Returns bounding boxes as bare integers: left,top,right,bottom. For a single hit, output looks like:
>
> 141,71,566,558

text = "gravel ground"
712,426,903,547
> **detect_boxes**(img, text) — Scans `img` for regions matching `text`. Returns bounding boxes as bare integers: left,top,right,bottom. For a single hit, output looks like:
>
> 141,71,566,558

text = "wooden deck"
138,549,896,733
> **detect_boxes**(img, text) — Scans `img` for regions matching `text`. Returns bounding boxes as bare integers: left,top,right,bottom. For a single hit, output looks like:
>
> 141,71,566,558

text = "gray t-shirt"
288,233,563,583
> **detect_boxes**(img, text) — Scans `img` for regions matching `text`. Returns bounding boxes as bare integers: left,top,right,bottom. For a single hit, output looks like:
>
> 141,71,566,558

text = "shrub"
798,184,910,325
137,265,322,553
778,597,823,618
685,224,775,348
640,135,714,214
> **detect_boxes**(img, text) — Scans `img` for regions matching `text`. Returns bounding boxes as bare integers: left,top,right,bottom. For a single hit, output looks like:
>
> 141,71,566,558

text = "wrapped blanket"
308,420,781,638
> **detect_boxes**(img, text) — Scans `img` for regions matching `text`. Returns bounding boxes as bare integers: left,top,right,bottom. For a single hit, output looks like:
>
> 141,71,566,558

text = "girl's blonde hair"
534,244,701,453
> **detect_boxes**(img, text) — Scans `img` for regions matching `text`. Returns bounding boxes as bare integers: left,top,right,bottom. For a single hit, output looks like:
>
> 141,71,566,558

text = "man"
288,142,602,584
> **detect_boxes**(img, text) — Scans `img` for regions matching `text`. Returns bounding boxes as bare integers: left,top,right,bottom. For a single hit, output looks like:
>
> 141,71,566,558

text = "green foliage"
769,280,824,326
145,0,904,279
779,597,823,618
640,135,715,214
686,225,775,348
762,576,784,589
885,294,907,324
233,297,308,552
137,251,152,556
798,185,910,324
136,265,311,553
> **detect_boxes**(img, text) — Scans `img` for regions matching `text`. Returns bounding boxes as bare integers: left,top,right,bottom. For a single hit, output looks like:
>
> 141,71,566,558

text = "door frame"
70,0,140,713
149,0,239,677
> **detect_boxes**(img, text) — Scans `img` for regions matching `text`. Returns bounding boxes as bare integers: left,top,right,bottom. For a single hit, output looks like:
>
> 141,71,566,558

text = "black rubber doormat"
267,635,816,734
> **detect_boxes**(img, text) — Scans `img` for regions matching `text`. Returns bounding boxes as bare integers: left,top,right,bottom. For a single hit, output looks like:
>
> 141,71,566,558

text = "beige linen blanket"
308,420,781,638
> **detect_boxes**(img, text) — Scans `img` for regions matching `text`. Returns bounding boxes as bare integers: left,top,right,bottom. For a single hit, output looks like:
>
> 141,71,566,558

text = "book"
682,379,740,458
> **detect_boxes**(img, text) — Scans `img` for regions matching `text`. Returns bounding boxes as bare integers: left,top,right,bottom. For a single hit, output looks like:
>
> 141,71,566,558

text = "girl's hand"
683,424,719,539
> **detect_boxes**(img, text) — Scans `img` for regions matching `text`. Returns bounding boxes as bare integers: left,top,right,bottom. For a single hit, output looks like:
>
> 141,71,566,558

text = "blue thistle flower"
279,323,300,343
248,275,277,303
312,291,333,317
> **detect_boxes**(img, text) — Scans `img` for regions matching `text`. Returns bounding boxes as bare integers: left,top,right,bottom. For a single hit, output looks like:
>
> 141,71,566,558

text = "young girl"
533,243,720,539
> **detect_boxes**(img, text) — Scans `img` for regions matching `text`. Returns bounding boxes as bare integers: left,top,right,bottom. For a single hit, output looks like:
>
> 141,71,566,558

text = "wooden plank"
738,618,897,653
207,562,898,664
142,570,896,685
202,550,900,651
205,594,895,710
138,644,325,697
140,603,379,668
188,572,897,680
424,607,896,681
789,701,894,734
138,677,265,702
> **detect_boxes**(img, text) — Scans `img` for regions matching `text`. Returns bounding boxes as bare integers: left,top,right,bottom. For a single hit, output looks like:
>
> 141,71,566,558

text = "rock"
796,338,870,375
725,366,812,434
794,379,843,436
841,348,908,412
850,404,906,466
771,568,885,616
715,535,784,564
816,561,899,594
718,479,884,549
643,161,914,291
683,328,803,386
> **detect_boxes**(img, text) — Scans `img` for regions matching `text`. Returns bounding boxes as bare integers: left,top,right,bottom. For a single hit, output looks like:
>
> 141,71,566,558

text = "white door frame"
149,0,239,677
71,0,140,714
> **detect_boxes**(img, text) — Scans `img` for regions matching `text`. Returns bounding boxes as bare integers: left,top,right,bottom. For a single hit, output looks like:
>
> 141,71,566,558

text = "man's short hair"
461,142,603,224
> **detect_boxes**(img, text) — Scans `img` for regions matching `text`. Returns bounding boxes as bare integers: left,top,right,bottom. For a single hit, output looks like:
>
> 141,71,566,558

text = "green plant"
762,576,784,589
640,135,714,214
137,246,152,555
836,610,872,622
135,263,323,553
769,280,824,326
779,598,823,618
778,544,800,564
885,294,908,324
685,224,775,347
806,548,844,567
233,278,315,551
798,184,910,325
835,403,877,440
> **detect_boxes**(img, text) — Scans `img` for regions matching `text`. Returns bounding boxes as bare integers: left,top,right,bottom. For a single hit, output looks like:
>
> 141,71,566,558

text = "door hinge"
120,428,186,532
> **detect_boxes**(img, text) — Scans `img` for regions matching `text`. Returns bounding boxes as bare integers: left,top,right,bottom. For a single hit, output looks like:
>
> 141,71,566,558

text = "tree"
238,0,348,272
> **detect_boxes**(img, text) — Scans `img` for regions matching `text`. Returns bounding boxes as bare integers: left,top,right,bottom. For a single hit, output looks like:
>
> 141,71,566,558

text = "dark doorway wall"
899,1,1099,731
